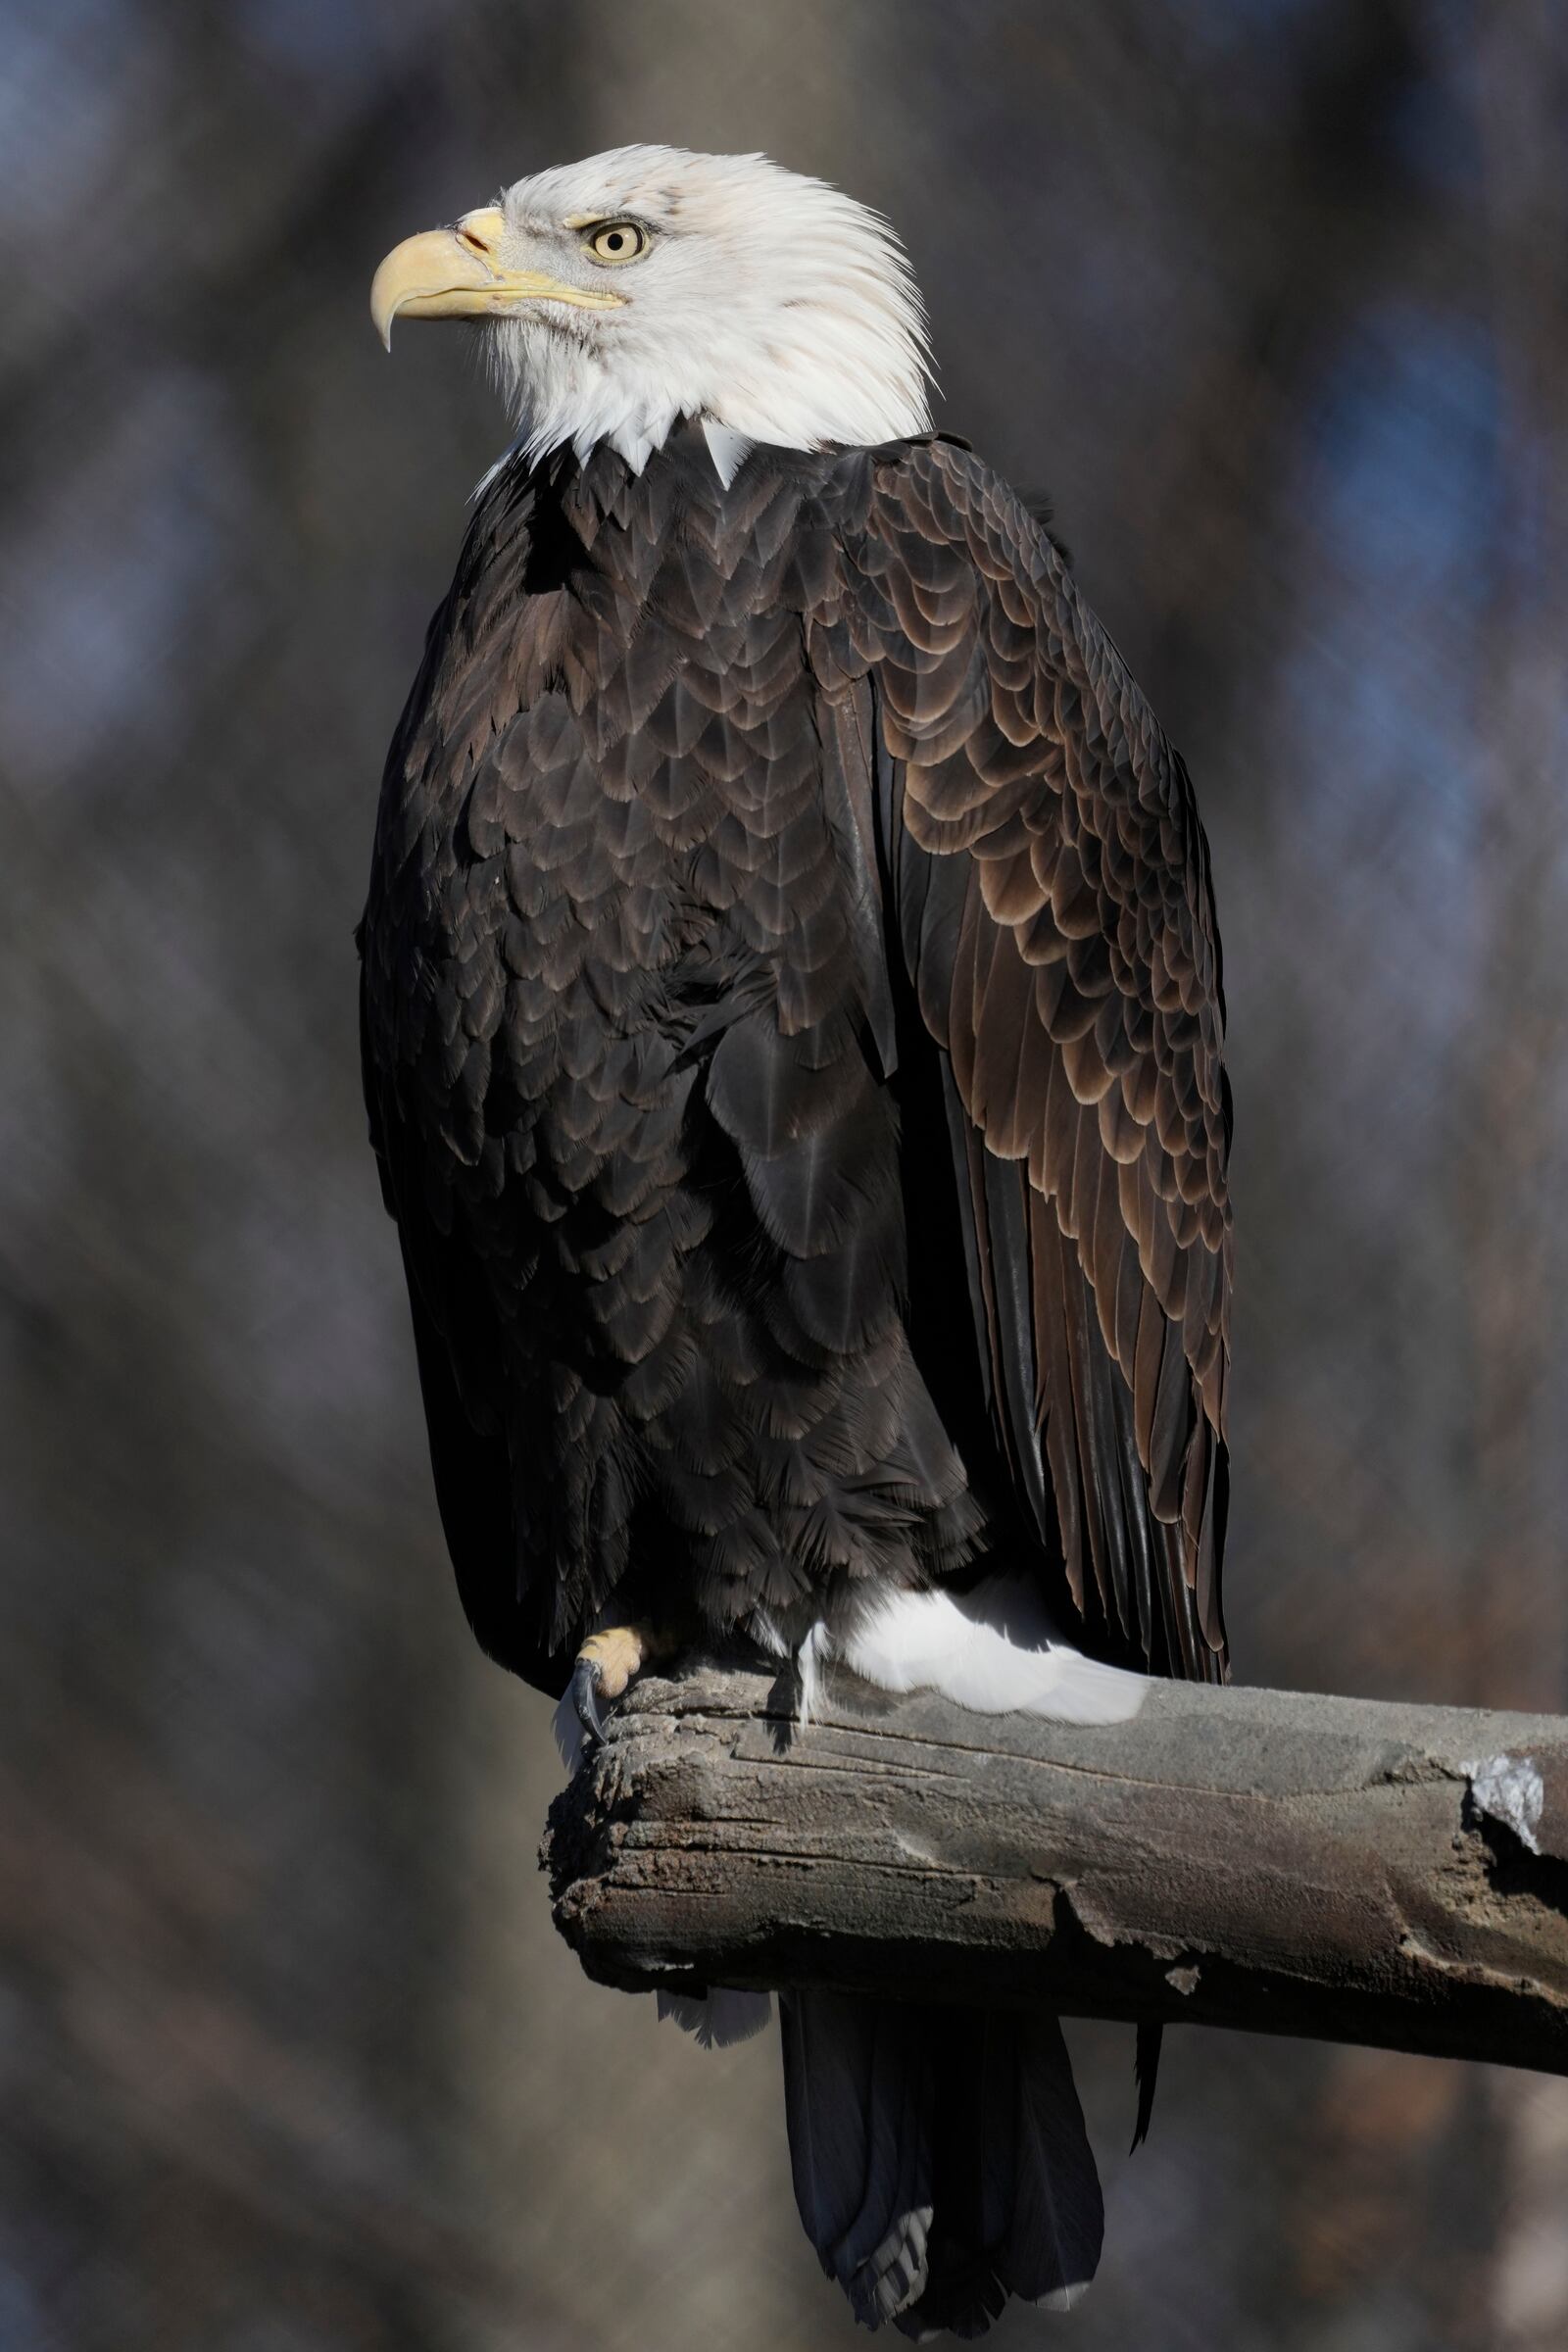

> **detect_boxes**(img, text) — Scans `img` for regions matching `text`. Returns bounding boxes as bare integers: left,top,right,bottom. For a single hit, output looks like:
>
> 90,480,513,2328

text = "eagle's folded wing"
826,441,1232,1679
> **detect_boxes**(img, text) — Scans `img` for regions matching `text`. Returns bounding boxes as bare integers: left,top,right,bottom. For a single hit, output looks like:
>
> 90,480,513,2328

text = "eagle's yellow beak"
369,208,626,349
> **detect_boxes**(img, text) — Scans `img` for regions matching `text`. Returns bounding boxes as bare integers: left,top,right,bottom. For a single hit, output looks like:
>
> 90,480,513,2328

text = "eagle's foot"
571,1624,654,1745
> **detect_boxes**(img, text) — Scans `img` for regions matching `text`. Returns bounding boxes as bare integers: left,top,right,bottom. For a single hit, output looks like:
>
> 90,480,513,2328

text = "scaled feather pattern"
361,424,1231,1690
361,144,1233,2339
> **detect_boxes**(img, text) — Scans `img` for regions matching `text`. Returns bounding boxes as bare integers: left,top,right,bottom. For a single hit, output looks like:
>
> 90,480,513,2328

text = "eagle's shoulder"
827,431,1073,575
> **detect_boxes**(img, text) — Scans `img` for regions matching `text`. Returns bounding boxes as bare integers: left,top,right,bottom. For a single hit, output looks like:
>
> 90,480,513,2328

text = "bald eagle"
361,146,1231,2336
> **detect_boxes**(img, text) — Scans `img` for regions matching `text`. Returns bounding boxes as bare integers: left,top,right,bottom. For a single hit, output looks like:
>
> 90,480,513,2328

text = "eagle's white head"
370,144,933,481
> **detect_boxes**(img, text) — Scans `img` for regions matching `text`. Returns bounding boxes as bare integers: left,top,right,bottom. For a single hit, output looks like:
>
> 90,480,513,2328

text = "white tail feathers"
830,1586,1149,1726
656,1987,773,2047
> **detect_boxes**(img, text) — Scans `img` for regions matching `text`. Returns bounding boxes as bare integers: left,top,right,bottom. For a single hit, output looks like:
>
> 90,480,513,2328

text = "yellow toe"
577,1625,646,1700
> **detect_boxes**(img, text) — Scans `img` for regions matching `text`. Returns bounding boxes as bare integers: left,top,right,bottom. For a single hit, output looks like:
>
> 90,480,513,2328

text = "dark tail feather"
779,1988,935,2328
1131,2021,1162,2152
779,1990,1102,2338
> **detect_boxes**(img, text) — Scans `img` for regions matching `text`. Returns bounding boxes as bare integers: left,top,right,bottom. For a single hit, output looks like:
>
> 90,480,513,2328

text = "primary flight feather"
360,143,1232,2335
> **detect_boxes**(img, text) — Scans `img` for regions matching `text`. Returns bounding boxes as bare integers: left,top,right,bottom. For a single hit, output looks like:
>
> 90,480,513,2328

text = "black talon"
572,1656,606,1745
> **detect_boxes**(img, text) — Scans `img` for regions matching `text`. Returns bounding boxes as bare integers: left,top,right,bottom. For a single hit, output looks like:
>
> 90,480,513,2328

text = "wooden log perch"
544,1664,1568,2075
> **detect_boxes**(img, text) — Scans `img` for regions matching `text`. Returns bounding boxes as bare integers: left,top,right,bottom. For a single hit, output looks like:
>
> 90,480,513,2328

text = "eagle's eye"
586,220,648,265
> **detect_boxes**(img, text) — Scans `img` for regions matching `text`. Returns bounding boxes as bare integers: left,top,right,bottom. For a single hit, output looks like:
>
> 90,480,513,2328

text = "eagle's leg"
571,1623,665,1743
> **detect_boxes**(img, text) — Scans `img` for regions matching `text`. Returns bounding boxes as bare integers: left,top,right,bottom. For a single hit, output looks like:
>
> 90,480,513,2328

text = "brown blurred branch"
546,1665,1568,2075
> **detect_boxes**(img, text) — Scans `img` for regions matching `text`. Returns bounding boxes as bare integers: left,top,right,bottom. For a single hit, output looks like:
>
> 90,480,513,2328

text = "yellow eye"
586,220,648,265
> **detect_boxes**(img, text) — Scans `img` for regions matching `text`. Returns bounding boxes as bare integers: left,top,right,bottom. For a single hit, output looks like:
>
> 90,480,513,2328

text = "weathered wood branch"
544,1665,1568,2074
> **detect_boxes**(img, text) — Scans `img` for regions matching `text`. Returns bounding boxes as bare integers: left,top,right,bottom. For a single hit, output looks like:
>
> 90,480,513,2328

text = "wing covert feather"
833,441,1232,1679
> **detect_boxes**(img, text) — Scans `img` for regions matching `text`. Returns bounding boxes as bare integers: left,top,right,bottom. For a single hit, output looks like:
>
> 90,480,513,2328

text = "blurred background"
3,1,1567,2346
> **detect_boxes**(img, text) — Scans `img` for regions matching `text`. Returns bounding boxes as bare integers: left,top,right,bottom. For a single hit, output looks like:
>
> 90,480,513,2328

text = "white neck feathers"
484,147,934,477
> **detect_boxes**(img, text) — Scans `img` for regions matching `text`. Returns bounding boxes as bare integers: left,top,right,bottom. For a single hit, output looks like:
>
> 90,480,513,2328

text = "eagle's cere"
361,143,1232,2338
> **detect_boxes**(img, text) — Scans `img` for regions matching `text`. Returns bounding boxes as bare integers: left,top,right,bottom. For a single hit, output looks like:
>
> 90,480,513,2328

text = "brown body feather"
360,420,1231,1695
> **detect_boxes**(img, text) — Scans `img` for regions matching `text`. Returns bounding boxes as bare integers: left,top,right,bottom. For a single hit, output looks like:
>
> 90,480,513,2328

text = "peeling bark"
544,1666,1568,2075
